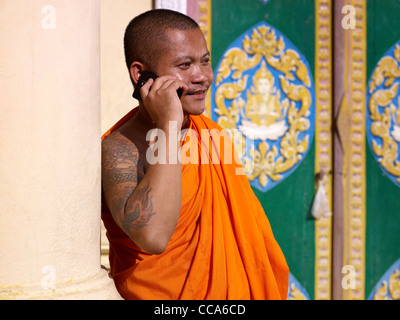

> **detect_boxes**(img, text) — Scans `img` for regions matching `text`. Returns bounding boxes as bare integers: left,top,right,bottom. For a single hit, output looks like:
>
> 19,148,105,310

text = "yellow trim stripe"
314,0,333,300
198,0,212,117
342,0,366,300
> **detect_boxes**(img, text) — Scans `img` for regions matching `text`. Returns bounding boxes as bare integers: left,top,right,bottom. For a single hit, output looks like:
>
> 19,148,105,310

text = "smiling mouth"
186,87,208,96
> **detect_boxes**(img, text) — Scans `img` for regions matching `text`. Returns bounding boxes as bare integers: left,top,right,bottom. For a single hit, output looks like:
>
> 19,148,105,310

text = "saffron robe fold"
101,108,289,300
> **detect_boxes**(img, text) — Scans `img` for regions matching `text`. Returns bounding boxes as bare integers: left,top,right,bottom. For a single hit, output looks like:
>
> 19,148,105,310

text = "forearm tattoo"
102,133,156,232
122,183,155,233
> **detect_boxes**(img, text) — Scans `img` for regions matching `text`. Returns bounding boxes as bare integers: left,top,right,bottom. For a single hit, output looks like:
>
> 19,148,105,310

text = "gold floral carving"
373,269,400,300
287,283,307,300
215,25,311,87
214,24,313,188
368,44,400,183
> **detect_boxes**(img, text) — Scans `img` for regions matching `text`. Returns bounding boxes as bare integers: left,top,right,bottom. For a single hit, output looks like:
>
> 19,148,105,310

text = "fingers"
139,77,154,101
158,77,188,92
141,76,188,101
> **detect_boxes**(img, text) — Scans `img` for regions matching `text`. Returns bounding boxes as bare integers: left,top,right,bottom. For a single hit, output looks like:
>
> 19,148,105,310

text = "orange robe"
101,108,289,300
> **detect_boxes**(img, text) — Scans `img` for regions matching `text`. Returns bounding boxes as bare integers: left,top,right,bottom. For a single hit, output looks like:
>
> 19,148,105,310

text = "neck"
136,104,155,130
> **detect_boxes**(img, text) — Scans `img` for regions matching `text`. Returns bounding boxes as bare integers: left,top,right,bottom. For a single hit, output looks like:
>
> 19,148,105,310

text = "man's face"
153,28,214,115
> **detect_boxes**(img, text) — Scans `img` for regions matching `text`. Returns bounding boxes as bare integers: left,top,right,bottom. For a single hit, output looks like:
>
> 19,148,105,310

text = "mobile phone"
132,70,183,101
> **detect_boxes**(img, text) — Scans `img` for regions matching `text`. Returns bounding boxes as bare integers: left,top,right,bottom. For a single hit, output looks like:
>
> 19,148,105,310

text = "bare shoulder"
101,131,140,188
101,131,143,225
101,132,139,169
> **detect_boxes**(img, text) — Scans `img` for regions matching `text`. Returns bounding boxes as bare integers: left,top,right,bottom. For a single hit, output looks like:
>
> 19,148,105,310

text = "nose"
190,65,210,85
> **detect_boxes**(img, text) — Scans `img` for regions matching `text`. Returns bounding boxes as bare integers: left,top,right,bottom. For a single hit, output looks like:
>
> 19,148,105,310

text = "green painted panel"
211,0,316,299
253,142,316,299
366,0,400,298
212,0,315,72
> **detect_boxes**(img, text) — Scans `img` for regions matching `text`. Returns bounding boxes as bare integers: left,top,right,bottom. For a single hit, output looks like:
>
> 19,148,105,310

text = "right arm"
102,128,182,255
102,76,187,255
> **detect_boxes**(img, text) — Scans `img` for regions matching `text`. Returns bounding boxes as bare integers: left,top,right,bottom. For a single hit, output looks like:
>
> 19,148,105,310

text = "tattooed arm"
101,131,182,255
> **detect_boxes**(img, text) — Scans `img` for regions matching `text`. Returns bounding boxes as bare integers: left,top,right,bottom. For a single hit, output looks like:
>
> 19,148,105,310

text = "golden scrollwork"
368,44,400,184
369,45,400,93
216,25,311,87
214,24,313,188
373,269,400,300
287,283,307,300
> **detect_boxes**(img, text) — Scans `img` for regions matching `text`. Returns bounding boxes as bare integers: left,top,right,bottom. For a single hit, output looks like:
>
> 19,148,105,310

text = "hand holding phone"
132,71,183,101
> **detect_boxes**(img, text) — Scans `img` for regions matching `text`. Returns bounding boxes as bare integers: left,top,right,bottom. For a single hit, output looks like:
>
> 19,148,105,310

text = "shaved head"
124,9,200,85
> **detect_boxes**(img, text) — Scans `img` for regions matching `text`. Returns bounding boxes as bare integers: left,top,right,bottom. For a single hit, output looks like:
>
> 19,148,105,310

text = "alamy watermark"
342,5,356,30
342,265,356,290
41,265,56,290
41,5,56,30
39,4,357,31
145,121,253,176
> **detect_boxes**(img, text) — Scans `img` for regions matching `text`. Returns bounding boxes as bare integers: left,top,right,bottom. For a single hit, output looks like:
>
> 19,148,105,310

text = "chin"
182,103,206,116
189,109,205,116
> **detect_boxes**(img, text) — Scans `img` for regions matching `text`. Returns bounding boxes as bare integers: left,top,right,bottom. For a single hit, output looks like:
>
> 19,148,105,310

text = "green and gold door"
364,0,400,300
333,0,400,300
198,0,400,300
202,0,332,300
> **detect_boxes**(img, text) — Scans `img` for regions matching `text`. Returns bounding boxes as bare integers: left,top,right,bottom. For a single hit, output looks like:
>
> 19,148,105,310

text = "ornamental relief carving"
211,22,315,192
369,258,400,300
367,41,400,187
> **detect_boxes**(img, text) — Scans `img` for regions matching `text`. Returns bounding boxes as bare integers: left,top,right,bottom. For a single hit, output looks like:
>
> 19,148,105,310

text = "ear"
129,61,145,86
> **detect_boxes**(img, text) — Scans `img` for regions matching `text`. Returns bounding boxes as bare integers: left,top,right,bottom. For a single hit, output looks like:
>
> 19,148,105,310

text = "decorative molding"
314,0,333,300
198,0,211,50
198,0,212,117
366,40,400,188
0,270,122,300
341,0,367,300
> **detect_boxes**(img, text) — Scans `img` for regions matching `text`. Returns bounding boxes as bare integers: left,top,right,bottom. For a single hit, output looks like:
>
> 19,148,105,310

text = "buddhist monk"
101,9,289,300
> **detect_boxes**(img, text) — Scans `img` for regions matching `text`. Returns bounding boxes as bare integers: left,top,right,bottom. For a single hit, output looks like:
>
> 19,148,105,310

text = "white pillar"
0,0,121,299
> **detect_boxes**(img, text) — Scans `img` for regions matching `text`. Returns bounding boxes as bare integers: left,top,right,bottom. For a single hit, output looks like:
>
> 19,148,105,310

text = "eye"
178,61,191,69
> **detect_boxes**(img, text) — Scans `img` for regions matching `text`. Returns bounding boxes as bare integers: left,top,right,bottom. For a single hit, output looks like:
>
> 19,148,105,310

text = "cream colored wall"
101,0,153,135
100,0,153,269
0,0,120,299
0,0,151,298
